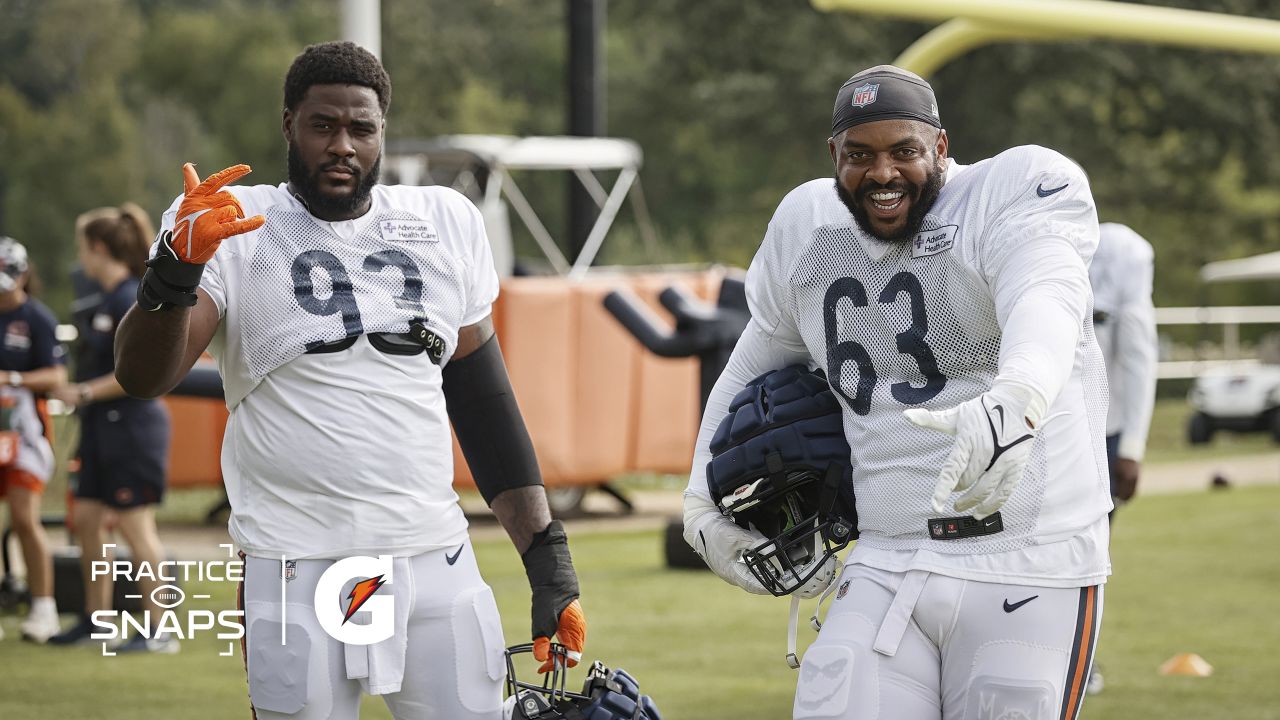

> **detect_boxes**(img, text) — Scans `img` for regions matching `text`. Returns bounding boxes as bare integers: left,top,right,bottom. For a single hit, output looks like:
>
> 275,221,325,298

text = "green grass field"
3,484,1279,719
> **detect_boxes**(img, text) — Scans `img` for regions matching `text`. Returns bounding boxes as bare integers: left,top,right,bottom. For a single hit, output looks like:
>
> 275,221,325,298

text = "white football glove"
683,494,771,596
683,495,840,599
903,381,1049,520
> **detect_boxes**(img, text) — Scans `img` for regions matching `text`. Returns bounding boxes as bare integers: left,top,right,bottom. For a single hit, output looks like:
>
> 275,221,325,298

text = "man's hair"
283,41,391,114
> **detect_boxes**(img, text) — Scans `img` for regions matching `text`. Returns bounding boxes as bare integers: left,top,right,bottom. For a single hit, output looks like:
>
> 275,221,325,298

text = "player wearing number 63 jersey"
117,42,583,720
684,66,1111,720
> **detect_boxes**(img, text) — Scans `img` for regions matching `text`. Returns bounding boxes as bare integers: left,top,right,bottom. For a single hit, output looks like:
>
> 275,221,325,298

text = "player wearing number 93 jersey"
684,66,1111,720
165,174,492,558
117,42,583,720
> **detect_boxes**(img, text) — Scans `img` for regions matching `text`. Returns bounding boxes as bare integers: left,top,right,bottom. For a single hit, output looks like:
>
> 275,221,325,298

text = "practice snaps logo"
90,543,245,656
313,555,395,645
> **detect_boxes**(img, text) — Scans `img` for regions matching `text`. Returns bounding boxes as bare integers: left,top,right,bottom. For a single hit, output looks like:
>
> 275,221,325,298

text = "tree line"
3,0,1279,315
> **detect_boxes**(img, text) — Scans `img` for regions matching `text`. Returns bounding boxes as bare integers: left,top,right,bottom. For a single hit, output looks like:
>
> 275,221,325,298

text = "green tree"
929,0,1280,306
0,0,147,312
5,0,1280,317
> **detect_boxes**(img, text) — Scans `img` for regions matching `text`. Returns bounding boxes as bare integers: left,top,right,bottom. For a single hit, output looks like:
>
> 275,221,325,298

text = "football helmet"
504,643,662,720
706,365,857,597
0,236,29,293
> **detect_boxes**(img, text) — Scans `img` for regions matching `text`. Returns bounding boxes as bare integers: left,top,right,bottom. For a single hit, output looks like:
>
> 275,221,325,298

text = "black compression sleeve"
442,335,543,504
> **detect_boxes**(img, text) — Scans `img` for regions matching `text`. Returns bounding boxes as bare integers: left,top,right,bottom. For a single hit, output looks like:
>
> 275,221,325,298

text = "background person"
1085,221,1158,696
48,204,175,653
1090,222,1158,514
0,236,67,642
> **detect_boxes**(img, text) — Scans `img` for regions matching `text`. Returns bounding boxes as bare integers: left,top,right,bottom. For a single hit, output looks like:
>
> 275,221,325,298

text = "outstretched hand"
904,381,1049,520
171,163,265,264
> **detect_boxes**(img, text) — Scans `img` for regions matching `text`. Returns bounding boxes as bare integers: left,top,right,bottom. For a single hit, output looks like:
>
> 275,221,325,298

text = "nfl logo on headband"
851,83,879,108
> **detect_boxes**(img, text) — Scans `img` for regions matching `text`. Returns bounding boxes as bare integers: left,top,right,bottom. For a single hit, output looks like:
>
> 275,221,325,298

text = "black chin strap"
766,451,788,492
817,463,854,542
817,463,840,518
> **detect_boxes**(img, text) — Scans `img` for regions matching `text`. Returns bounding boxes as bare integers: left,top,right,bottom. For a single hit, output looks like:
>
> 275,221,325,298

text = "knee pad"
247,618,312,716
451,585,506,713
963,641,1067,720
965,676,1056,720
793,645,857,719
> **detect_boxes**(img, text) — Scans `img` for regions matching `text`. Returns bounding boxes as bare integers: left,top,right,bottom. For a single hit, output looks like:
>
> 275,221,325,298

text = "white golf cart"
1186,251,1280,444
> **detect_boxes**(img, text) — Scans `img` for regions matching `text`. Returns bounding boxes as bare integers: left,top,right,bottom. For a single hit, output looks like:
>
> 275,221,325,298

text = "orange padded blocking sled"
451,269,723,489
621,271,715,475
163,394,228,488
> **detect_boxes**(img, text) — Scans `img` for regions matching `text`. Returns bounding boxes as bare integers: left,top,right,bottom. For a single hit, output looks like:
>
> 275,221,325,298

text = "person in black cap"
684,64,1110,719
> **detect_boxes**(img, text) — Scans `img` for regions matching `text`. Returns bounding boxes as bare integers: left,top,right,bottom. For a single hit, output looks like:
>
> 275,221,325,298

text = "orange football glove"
171,163,264,264
522,520,585,674
533,599,587,673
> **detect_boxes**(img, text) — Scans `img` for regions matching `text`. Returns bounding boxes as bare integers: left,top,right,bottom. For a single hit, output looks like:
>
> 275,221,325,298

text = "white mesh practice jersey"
160,184,499,559
724,145,1112,584
1090,223,1158,460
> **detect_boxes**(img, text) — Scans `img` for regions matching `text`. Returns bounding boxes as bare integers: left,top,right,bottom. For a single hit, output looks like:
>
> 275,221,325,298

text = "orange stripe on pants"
1061,585,1098,720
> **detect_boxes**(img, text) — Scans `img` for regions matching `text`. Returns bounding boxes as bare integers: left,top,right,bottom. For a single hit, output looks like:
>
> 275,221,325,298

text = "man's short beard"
287,142,381,218
836,164,944,244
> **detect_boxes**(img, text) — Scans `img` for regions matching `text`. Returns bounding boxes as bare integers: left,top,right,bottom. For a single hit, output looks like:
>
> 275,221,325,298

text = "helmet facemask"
706,365,859,598
721,465,854,597
503,642,662,720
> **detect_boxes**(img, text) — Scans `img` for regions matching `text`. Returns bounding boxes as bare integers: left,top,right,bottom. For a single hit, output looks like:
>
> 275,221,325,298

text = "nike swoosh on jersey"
445,544,465,565
1003,595,1039,612
1036,182,1069,198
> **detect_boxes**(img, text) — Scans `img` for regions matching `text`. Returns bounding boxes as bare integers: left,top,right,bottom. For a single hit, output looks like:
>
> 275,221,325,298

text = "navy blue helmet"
706,365,857,596
505,643,662,720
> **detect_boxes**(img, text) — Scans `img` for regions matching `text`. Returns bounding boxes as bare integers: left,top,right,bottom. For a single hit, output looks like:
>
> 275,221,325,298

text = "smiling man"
114,42,584,720
684,65,1112,719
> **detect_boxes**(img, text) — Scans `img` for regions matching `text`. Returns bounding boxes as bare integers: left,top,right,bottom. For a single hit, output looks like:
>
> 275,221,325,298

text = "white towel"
346,556,412,695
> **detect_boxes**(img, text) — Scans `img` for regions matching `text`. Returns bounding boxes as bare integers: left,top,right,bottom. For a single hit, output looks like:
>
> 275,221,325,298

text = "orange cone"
1158,653,1213,677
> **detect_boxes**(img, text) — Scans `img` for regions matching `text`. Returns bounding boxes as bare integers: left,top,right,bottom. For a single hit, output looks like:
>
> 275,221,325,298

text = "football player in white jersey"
114,42,585,720
684,65,1112,720
1084,222,1157,697
1090,223,1158,513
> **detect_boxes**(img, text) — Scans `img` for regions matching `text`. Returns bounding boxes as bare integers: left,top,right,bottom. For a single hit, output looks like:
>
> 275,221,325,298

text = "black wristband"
521,520,580,639
138,231,206,311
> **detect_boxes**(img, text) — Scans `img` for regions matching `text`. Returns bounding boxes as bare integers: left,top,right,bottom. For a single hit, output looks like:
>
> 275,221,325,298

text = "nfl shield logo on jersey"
851,83,879,108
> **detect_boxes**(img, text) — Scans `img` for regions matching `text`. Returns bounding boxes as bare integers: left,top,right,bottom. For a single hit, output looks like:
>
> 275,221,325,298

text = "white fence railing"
54,305,1280,382
1154,306,1280,379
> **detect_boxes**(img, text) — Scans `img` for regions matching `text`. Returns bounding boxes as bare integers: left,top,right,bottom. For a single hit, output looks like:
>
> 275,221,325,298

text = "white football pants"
795,564,1102,720
240,543,506,720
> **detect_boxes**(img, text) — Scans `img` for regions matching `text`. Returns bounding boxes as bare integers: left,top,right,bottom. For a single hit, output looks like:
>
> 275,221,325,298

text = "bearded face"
830,120,948,243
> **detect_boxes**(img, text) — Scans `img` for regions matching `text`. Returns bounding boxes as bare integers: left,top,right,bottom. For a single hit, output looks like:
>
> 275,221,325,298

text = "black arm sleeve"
441,334,543,504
